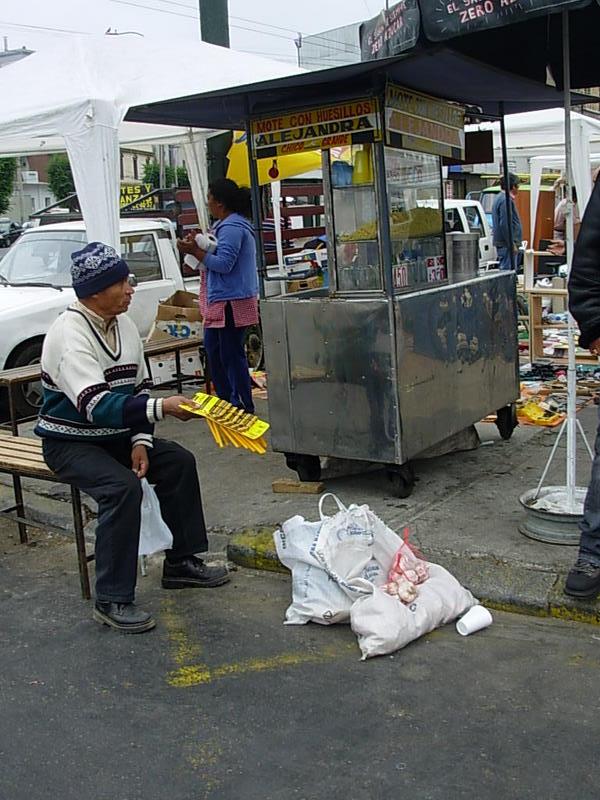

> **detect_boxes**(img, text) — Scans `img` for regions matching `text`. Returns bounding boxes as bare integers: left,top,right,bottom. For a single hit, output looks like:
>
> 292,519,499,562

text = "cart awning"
127,46,590,130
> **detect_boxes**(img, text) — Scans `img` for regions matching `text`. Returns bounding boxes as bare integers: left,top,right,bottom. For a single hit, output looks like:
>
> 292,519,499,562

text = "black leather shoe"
564,558,600,599
93,601,156,633
162,555,230,589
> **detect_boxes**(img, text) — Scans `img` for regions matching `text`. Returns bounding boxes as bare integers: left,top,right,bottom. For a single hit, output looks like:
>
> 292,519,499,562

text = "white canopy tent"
468,108,600,241
0,34,300,250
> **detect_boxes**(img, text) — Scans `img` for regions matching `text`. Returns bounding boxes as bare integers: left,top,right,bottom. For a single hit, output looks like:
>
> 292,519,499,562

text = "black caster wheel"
496,403,518,441
285,453,321,482
386,464,415,499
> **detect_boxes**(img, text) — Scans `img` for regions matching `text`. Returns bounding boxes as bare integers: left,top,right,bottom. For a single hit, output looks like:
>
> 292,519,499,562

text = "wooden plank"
0,460,54,477
143,336,203,357
272,478,325,495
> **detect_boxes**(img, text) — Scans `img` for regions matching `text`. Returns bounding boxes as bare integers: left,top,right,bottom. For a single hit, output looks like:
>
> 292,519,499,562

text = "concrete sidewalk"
2,394,599,623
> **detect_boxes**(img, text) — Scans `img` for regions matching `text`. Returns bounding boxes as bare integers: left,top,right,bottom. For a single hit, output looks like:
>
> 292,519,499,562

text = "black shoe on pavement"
162,555,230,589
564,557,600,599
93,601,156,633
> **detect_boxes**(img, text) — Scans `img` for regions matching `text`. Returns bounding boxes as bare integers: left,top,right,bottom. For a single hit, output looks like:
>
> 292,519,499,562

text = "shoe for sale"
93,601,156,633
564,557,600,599
162,555,230,589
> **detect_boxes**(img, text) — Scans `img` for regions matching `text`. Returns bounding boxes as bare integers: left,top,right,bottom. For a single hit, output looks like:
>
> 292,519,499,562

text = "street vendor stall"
128,44,584,497
251,87,518,495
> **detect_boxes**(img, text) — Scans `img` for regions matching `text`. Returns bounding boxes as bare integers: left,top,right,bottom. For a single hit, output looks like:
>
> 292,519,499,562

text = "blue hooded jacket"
202,213,258,304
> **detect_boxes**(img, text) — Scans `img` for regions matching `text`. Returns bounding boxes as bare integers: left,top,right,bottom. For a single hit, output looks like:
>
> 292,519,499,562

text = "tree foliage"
47,154,75,202
0,158,17,216
143,159,189,188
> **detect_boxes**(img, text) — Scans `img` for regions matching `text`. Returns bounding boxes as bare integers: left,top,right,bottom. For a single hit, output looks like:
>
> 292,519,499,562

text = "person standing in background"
492,173,523,270
178,178,258,414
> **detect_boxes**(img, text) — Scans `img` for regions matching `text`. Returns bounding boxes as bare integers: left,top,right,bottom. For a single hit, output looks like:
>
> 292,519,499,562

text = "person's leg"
42,438,143,604
203,324,233,402
220,303,254,413
565,408,600,597
496,246,511,270
147,438,229,589
145,438,208,558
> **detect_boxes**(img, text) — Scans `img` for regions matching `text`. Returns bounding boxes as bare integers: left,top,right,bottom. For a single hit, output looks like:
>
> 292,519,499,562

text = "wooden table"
0,335,207,435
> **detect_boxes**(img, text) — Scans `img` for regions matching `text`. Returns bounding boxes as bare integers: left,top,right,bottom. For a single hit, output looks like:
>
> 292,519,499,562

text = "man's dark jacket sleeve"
569,178,600,348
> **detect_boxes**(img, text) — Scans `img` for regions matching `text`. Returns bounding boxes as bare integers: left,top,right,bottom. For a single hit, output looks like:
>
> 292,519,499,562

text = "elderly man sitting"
36,241,228,634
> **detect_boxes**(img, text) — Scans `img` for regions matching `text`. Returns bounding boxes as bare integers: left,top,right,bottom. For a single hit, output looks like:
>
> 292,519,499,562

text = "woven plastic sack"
351,563,477,659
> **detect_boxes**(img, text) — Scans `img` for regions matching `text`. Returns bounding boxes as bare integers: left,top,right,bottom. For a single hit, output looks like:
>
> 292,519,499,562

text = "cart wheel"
284,453,298,471
386,464,415,499
496,403,518,441
295,454,322,483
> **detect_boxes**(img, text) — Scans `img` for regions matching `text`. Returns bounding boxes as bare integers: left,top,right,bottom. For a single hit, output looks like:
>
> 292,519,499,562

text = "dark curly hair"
209,178,252,219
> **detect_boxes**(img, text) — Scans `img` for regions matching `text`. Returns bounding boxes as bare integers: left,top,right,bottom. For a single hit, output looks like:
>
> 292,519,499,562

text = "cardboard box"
285,276,320,294
148,291,202,342
147,347,203,386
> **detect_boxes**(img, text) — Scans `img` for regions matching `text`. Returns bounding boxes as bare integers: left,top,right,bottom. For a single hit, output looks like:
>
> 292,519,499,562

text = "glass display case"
327,145,445,294
385,148,446,292
329,144,383,292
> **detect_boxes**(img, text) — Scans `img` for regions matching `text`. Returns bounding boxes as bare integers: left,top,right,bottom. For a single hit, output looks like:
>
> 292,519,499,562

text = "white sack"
274,514,354,625
351,563,477,660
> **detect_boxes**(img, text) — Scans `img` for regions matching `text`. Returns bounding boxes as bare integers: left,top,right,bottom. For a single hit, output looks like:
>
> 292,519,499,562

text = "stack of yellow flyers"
180,392,269,454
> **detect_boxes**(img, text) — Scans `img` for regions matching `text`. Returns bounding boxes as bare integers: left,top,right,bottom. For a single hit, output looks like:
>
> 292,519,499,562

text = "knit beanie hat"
70,242,130,299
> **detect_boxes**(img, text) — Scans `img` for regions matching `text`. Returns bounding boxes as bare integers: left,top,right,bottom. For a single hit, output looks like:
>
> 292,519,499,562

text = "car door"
463,203,494,268
121,231,178,337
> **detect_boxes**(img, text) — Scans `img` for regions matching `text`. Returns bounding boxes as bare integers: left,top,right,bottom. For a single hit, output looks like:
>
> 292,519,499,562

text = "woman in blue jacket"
179,179,259,413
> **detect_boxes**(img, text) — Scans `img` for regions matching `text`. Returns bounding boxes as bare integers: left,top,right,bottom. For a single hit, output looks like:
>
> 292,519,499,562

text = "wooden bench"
0,335,208,435
0,431,91,599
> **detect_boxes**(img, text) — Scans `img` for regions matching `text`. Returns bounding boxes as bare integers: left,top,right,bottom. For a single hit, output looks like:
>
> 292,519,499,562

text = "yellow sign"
120,183,154,209
385,84,464,160
251,98,381,158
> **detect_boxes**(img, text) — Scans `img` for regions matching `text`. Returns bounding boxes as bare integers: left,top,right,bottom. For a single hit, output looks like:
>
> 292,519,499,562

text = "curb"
227,530,600,627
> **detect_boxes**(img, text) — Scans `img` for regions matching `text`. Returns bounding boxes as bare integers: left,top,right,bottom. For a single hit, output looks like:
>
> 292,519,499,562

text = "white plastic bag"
350,564,477,659
274,513,353,625
274,494,391,626
138,478,173,556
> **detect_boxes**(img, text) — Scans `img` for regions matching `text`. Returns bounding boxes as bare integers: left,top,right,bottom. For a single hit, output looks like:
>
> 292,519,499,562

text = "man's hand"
589,337,600,356
131,444,149,478
162,395,202,421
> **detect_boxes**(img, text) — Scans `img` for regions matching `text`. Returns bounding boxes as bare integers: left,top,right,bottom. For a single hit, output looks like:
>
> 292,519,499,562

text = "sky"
0,0,381,65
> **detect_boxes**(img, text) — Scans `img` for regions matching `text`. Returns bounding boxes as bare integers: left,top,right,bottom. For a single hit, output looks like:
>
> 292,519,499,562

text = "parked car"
0,219,23,248
444,199,496,270
0,218,200,416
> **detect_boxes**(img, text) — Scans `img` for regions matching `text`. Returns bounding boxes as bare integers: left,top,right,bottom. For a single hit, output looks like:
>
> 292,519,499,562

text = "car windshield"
0,231,87,286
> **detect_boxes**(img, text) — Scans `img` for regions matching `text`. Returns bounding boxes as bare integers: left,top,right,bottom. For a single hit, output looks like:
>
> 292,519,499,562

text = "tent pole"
563,10,577,511
499,103,515,270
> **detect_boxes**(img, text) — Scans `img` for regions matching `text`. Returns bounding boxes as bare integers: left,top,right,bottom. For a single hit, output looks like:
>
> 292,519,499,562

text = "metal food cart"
250,84,519,496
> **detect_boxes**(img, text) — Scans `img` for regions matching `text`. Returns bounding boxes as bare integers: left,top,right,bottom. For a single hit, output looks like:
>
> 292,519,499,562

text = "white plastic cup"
456,605,493,636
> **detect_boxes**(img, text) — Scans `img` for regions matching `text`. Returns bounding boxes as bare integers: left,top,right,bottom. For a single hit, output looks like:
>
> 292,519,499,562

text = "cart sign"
359,0,420,61
385,84,465,159
251,99,381,158
420,0,590,41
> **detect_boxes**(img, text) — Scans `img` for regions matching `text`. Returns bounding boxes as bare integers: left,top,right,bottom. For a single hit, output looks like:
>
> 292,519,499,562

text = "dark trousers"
204,302,254,413
42,437,208,603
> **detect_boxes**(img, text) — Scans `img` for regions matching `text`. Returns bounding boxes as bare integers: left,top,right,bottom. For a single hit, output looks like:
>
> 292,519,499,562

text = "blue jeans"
203,302,254,414
496,246,514,270
578,406,600,564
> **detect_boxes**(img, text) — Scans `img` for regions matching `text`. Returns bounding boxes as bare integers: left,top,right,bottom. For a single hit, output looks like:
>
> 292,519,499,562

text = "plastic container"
331,160,353,187
447,232,479,282
352,148,372,185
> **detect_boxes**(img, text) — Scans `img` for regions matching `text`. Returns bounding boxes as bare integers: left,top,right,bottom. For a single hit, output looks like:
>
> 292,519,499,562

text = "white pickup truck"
444,199,496,270
0,218,200,416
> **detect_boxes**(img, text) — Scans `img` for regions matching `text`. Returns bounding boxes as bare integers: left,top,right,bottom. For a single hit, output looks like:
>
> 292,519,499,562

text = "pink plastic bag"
382,529,429,604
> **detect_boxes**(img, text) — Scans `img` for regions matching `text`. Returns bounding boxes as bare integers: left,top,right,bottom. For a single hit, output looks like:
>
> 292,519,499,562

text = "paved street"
1,535,600,800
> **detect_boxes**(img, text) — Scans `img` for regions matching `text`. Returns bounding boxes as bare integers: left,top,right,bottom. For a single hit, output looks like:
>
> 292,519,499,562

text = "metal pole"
563,10,577,511
499,103,515,270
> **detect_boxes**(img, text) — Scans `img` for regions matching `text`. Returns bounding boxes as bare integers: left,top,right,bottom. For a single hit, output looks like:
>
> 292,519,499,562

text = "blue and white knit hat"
70,242,130,299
